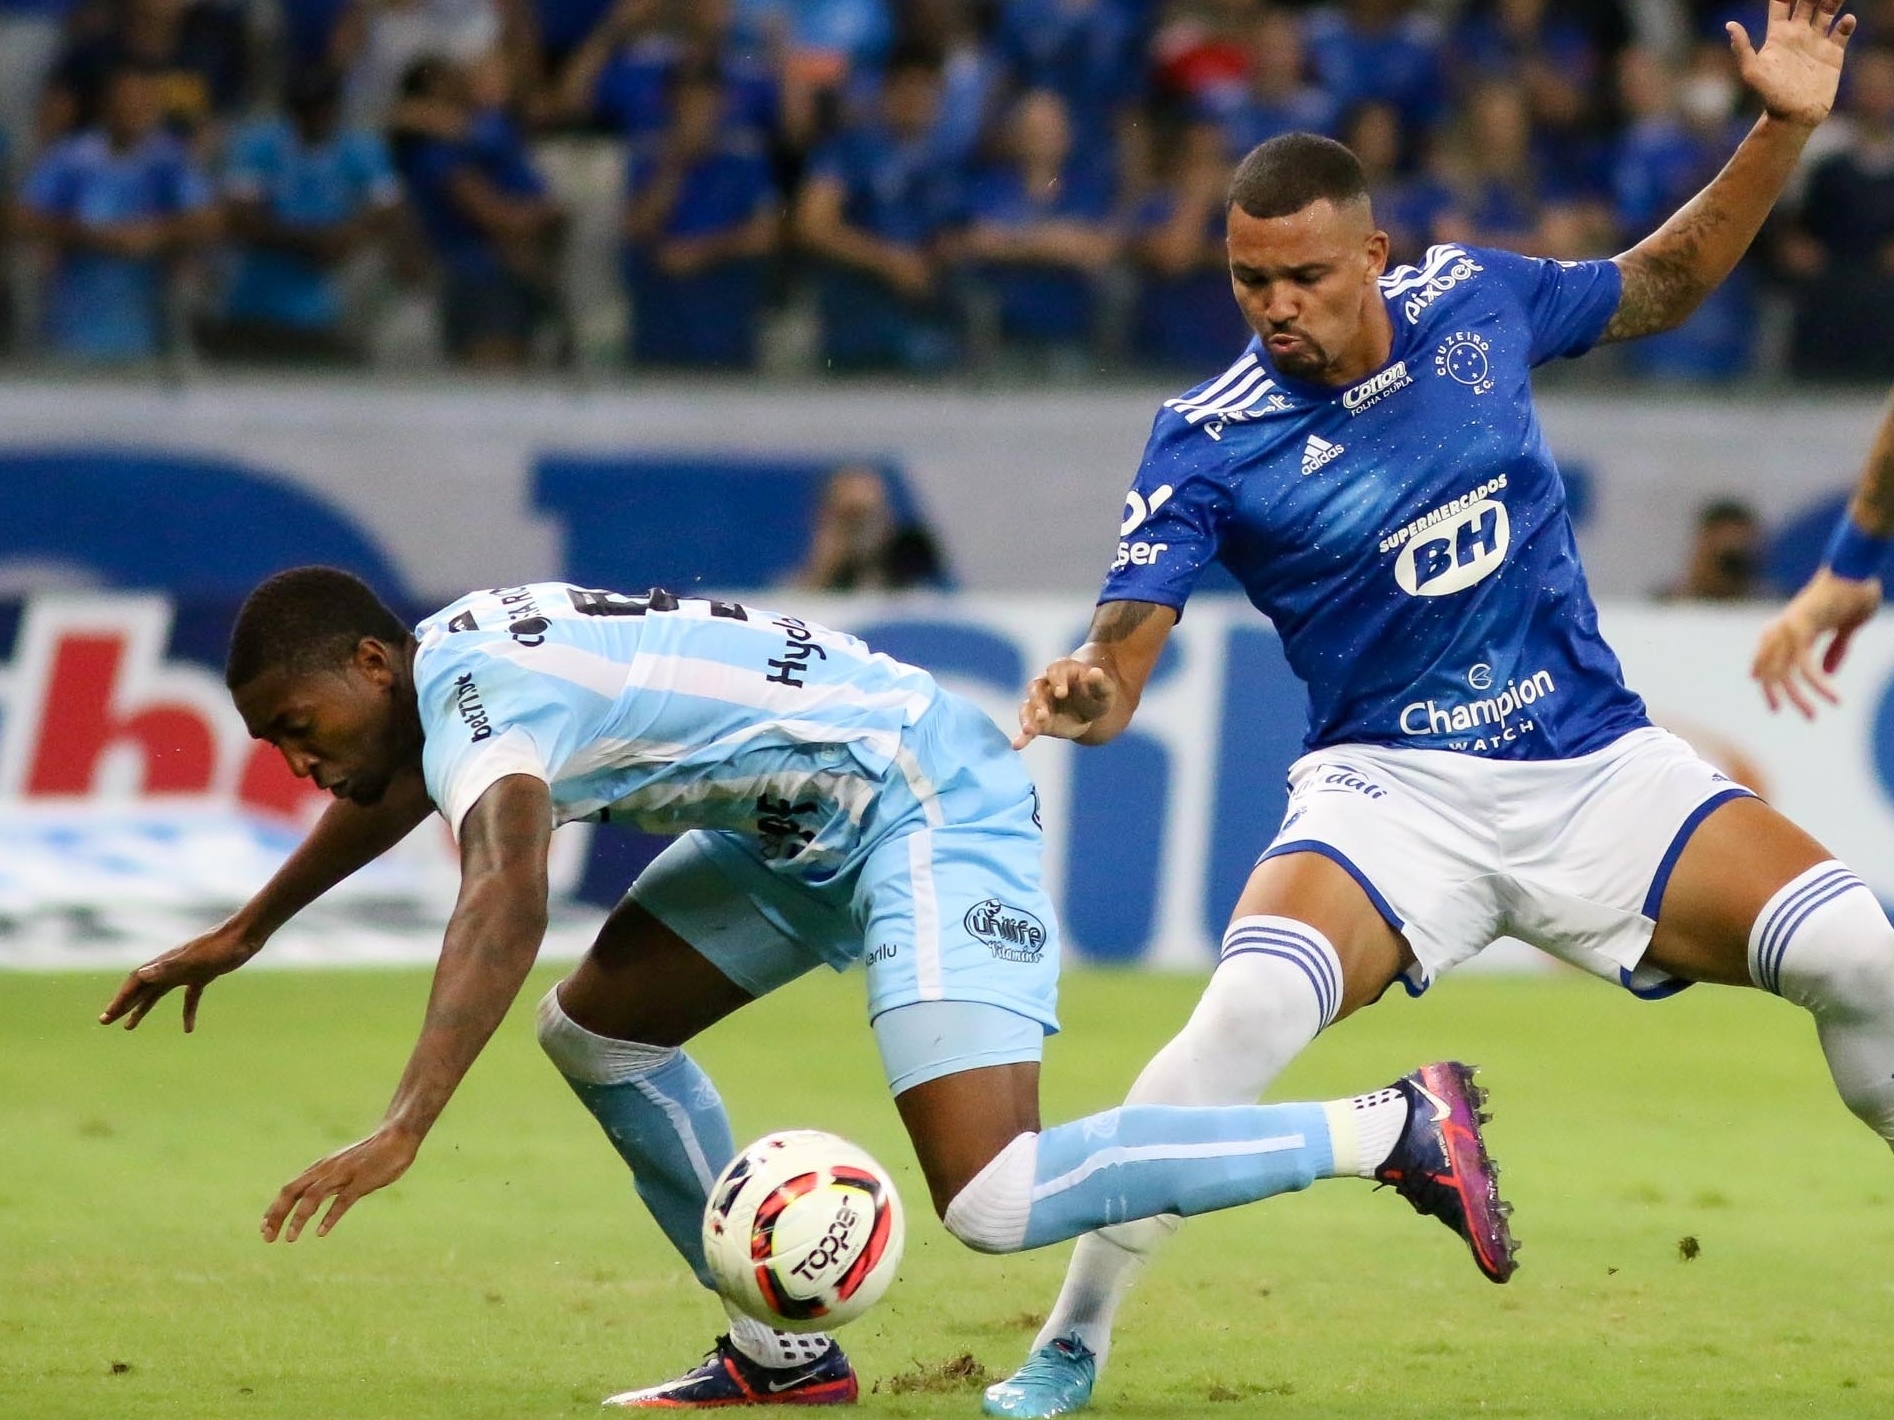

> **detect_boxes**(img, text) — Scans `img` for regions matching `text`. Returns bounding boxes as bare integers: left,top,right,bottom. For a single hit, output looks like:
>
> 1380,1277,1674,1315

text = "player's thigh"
1643,795,1833,988
893,1056,1043,1217
1233,850,1417,1021
558,831,832,1046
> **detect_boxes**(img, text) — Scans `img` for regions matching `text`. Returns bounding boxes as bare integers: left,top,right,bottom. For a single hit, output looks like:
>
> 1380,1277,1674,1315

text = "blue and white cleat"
981,1333,1096,1418
601,1334,858,1408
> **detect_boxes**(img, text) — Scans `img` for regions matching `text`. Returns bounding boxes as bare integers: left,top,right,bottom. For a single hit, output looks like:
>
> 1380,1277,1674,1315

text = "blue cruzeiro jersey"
1101,243,1651,760
413,583,943,879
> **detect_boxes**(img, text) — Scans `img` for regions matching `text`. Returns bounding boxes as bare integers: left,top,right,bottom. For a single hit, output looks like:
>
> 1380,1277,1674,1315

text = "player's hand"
262,1125,420,1243
1728,0,1855,129
98,919,265,1032
1751,567,1882,717
1014,659,1116,748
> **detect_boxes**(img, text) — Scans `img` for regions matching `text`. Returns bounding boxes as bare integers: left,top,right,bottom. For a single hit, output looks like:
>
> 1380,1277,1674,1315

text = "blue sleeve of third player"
1097,415,1234,613
1479,247,1624,365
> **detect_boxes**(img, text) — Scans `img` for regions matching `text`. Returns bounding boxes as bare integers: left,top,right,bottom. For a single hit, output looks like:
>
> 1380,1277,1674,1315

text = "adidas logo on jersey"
1302,435,1344,476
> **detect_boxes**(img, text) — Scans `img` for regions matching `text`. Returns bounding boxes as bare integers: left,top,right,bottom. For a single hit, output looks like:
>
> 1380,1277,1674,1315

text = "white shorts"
1261,726,1752,997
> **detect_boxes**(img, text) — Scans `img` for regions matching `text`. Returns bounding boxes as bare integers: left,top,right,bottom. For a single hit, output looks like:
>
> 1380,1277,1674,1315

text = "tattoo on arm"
1089,600,1160,643
1600,242,1709,346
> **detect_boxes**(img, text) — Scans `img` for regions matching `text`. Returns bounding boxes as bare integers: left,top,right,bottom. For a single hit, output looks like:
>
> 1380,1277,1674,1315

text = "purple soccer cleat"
1372,1061,1519,1283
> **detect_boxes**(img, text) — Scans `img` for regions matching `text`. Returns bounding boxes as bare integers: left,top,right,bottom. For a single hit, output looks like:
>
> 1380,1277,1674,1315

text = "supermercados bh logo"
1434,331,1495,394
1342,361,1412,415
1381,476,1510,597
965,899,1048,962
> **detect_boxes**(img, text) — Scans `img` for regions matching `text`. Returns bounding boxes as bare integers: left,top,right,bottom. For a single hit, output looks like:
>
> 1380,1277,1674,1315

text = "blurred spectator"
792,463,947,591
1612,45,1755,379
549,0,776,142
0,0,74,156
795,44,963,373
737,0,892,150
623,62,780,368
1150,0,1252,112
1304,0,1447,140
390,53,567,368
1344,100,1452,267
527,0,618,72
1454,0,1611,194
903,0,1006,168
1780,42,1894,382
1656,498,1764,601
42,0,251,143
1129,117,1252,372
1436,78,1609,259
339,0,502,128
961,89,1117,356
14,63,216,362
280,0,353,82
201,71,400,363
1000,0,1145,141
1198,8,1341,157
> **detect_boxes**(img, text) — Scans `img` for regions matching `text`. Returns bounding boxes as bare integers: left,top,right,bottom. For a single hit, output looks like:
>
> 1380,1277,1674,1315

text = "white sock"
1028,918,1340,1371
723,1300,833,1368
1323,1086,1407,1177
1751,861,1894,1144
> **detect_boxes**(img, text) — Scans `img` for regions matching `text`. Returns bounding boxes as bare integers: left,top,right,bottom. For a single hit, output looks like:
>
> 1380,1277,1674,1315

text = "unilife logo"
1400,670,1557,737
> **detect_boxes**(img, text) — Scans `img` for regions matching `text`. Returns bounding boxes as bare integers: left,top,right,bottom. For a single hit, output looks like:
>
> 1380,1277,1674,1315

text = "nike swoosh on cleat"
1414,1082,1452,1122
766,1374,821,1394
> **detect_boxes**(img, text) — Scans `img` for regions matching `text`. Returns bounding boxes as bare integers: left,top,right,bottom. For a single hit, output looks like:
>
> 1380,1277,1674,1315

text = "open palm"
1730,0,1857,127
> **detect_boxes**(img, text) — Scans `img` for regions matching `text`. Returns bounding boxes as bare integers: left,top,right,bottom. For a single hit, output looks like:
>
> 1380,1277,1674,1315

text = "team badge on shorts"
965,900,1048,963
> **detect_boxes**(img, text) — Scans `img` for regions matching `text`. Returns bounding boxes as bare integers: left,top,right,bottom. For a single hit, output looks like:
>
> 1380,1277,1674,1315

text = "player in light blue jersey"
991,4,1894,1416
100,568,1515,1410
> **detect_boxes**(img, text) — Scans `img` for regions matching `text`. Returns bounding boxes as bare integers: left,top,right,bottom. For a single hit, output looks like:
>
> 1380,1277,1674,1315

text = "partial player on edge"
1752,383,1894,715
989,3,1882,1417
98,570,1514,1409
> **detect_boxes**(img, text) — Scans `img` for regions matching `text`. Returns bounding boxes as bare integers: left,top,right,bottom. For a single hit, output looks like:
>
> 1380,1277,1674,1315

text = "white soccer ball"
702,1130,905,1333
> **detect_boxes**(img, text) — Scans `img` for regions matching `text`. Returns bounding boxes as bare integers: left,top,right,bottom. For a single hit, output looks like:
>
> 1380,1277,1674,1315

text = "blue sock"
562,1052,735,1286
944,1102,1339,1253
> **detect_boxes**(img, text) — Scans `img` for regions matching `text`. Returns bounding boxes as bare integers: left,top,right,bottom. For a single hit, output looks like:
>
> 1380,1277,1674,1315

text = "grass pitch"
3,966,1892,1419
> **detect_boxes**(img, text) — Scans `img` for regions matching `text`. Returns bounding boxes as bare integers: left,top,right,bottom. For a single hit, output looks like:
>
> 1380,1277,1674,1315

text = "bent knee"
1766,879,1894,1016
535,985,677,1084
940,1131,1038,1253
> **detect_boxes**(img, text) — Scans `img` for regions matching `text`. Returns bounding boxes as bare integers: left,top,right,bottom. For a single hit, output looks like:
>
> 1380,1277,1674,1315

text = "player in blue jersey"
989,4,1885,1416
100,568,1513,1410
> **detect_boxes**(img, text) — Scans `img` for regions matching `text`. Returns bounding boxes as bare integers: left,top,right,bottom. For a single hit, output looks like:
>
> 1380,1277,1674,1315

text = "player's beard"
1266,326,1333,382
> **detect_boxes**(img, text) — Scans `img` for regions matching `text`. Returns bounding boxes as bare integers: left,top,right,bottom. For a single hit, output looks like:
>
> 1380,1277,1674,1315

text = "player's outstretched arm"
1014,600,1178,749
1752,389,1894,716
1600,0,1853,345
99,767,436,1032
261,773,551,1243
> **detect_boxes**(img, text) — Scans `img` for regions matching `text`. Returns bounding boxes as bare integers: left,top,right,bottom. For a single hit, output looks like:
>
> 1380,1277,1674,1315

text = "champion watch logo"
1302,435,1344,476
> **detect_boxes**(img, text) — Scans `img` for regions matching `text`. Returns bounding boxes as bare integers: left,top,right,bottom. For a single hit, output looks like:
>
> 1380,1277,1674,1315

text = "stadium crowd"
1,0,1892,378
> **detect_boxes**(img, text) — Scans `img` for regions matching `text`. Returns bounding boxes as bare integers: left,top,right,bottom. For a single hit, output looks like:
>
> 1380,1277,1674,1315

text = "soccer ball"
702,1130,905,1333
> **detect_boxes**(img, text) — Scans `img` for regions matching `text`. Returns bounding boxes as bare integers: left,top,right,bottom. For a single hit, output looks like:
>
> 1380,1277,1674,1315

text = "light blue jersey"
413,582,1060,1038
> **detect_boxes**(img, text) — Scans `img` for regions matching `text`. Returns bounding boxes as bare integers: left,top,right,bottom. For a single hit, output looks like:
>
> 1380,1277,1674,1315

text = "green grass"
3,966,1892,1419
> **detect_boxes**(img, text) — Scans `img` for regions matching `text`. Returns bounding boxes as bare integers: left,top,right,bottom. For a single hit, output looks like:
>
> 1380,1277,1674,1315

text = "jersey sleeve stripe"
1163,353,1259,414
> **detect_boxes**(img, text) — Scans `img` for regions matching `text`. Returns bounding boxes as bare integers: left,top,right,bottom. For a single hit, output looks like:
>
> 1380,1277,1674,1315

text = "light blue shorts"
627,693,1060,1095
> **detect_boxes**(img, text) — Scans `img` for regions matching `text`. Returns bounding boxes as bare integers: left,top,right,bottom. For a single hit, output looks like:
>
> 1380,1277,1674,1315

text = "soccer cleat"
981,1333,1097,1418
601,1334,858,1408
1373,1061,1520,1283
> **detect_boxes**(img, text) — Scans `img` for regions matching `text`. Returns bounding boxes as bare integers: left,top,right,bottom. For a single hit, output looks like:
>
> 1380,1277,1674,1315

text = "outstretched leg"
1007,851,1413,1391
1645,795,1894,1143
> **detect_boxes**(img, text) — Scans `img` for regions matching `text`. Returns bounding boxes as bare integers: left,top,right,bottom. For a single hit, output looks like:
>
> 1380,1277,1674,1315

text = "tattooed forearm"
1600,114,1812,347
1600,246,1707,344
1089,599,1162,643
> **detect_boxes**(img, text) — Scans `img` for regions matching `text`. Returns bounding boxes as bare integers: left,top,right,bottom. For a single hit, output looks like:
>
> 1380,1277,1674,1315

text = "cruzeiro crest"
1434,330,1494,395
965,899,1048,962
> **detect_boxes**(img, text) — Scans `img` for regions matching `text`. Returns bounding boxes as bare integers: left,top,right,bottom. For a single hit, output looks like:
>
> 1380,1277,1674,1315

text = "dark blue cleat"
1374,1061,1519,1283
602,1334,858,1408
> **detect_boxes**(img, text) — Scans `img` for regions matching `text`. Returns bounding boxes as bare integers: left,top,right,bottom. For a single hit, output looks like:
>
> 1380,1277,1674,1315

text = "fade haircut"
1227,132,1369,220
225,566,408,691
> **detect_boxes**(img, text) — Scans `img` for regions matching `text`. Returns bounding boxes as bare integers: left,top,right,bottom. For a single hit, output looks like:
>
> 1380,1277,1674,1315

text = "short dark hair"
226,567,408,691
1227,132,1368,219
1699,497,1758,529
